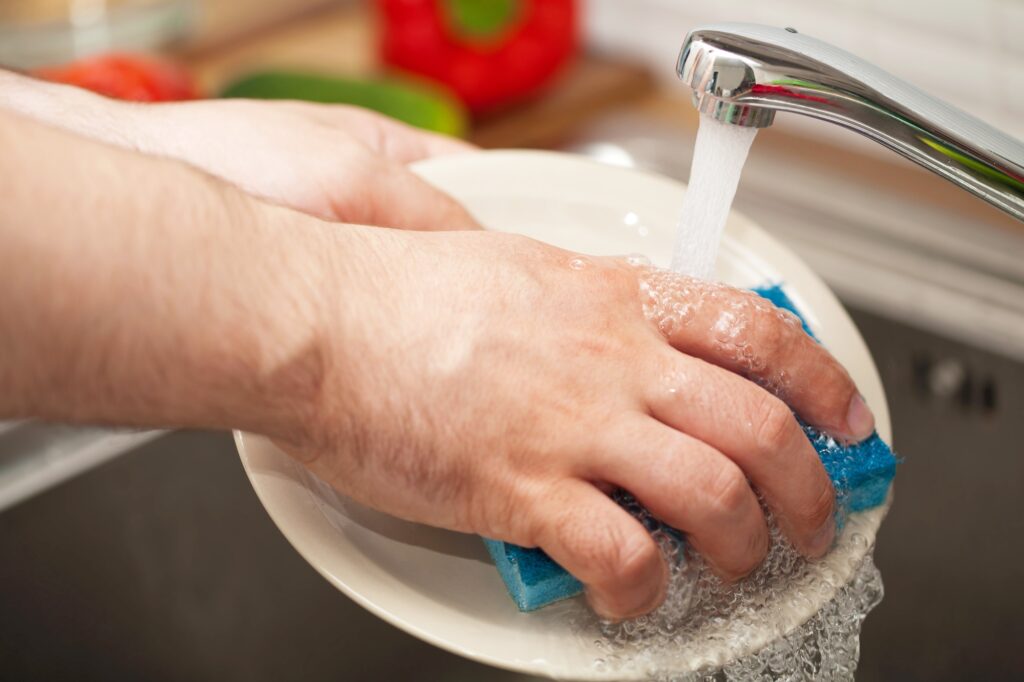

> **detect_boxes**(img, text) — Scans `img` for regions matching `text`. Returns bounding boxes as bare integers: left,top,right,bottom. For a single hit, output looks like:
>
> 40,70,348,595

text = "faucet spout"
677,23,1024,221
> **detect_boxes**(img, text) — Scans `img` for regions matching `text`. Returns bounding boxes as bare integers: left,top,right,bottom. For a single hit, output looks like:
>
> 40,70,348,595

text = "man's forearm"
0,109,340,439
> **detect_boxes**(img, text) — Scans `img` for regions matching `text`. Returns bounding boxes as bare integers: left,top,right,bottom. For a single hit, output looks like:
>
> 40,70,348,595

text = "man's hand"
130,99,482,230
0,70,481,230
283,229,876,621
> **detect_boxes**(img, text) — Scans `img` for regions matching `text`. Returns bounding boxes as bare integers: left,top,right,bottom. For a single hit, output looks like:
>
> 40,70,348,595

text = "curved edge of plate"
233,430,545,677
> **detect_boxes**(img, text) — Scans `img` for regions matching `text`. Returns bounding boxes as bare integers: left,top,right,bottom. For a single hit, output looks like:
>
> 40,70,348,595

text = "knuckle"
705,463,752,520
545,497,589,555
613,533,661,586
568,521,623,576
555,511,655,586
752,393,798,456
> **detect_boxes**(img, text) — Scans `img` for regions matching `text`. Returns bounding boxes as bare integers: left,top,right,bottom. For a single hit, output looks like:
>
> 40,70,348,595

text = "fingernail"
845,394,875,442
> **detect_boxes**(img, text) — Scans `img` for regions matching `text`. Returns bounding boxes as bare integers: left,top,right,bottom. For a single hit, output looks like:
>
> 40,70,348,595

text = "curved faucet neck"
678,23,1024,222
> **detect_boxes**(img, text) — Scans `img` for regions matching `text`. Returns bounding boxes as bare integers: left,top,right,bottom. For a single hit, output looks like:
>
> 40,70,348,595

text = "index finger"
639,269,875,443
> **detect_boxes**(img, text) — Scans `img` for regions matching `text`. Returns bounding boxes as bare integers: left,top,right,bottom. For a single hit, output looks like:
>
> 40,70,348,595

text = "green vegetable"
445,0,521,38
219,71,468,137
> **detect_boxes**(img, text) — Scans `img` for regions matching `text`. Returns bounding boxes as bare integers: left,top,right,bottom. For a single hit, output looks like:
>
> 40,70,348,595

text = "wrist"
221,204,386,445
0,69,144,147
184,199,325,442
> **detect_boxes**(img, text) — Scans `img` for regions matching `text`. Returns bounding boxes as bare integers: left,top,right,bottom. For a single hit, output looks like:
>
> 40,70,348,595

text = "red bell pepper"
33,53,198,102
378,0,578,114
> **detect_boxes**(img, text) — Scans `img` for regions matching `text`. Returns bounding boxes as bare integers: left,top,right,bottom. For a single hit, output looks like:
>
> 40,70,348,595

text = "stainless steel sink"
0,429,538,682
848,306,1024,680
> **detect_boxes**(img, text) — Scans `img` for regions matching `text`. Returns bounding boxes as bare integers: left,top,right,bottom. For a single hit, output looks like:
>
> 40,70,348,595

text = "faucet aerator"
692,93,776,128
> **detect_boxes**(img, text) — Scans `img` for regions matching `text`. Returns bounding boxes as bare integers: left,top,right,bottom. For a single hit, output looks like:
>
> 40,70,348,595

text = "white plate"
235,150,892,680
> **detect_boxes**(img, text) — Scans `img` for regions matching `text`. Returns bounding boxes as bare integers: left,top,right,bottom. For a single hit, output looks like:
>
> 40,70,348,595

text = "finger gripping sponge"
484,285,897,612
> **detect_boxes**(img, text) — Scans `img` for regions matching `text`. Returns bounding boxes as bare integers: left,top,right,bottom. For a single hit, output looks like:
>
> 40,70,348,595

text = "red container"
378,0,578,115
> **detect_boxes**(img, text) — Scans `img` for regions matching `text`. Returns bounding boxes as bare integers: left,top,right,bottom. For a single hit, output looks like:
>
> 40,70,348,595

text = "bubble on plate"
568,505,882,681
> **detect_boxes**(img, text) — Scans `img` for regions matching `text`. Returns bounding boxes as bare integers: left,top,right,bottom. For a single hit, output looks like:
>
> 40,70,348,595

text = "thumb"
334,156,483,231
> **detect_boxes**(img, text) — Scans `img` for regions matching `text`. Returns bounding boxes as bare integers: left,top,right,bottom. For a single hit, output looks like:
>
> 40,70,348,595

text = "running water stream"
670,115,759,278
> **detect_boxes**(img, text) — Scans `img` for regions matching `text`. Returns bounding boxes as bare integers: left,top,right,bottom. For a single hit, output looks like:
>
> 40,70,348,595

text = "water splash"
570,503,883,681
670,115,758,278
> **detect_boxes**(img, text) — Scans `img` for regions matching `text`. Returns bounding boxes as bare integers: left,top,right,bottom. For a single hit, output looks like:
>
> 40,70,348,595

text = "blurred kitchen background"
1,1,1022,680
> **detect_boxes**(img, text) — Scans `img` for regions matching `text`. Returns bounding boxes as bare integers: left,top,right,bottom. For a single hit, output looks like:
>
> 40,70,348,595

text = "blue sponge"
484,284,897,612
483,538,583,612
811,428,896,513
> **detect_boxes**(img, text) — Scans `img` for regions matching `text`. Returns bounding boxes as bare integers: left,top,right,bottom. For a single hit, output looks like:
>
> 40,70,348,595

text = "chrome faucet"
677,23,1024,221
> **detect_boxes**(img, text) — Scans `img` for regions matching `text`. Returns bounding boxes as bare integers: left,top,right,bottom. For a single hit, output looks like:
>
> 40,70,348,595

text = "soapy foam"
639,266,799,395
671,115,758,279
571,500,881,681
